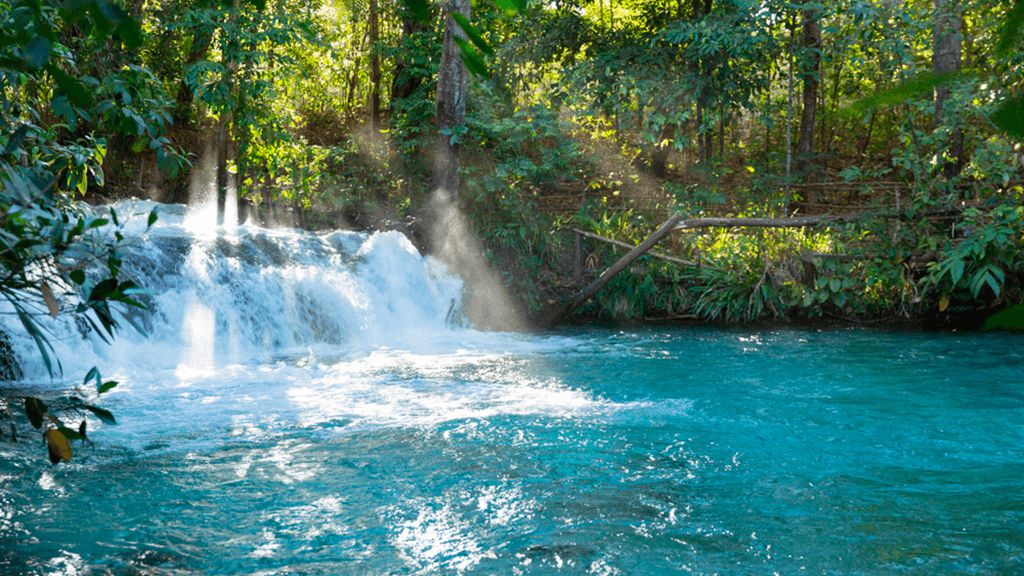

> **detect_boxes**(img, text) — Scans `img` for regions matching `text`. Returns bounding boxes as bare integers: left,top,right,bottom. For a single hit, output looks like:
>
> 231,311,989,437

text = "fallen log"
674,216,830,230
543,215,683,328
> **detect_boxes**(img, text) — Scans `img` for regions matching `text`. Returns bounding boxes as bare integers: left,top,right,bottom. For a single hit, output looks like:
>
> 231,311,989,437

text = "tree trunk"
933,0,963,178
796,7,821,177
432,0,471,200
369,0,382,132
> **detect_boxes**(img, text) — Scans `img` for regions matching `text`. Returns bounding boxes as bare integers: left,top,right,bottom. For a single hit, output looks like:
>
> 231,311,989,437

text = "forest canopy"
1,0,1023,331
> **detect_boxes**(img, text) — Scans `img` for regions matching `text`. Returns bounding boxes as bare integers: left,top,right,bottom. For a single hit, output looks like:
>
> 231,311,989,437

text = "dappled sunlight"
180,299,216,370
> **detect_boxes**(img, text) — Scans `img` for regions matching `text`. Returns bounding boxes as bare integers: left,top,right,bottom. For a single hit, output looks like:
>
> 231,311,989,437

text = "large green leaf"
401,0,430,22
453,37,489,78
83,404,117,425
981,303,1024,332
992,94,1024,139
452,13,493,56
23,36,52,69
44,62,93,108
850,72,958,113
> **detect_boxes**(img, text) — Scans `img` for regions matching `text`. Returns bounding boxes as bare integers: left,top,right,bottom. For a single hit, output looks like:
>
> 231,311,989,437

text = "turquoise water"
2,326,1023,575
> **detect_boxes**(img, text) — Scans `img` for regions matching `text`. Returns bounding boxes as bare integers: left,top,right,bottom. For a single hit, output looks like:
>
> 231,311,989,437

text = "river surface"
1,203,1022,575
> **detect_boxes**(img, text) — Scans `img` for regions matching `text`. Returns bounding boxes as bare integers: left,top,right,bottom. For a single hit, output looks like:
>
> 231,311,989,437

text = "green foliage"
0,0,156,460
1,367,119,463
0,177,152,461
923,205,1024,304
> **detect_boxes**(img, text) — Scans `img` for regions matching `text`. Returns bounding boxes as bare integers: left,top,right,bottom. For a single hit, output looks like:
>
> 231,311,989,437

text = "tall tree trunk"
432,0,471,200
796,7,821,177
933,0,963,178
369,0,382,131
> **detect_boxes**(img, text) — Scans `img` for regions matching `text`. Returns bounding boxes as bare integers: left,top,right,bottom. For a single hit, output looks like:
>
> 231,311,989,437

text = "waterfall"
0,200,466,383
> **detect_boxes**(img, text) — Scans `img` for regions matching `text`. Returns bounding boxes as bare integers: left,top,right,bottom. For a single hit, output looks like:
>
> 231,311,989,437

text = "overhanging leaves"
83,404,117,425
997,0,1024,57
992,94,1024,139
24,397,47,429
452,13,494,57
453,37,489,78
401,0,431,22
850,71,959,113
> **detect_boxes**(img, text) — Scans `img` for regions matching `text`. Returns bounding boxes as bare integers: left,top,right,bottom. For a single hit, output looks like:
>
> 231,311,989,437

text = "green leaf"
992,95,1024,139
402,0,430,22
89,278,118,301
15,304,59,376
98,381,118,394
83,405,117,425
24,397,47,429
949,259,964,286
23,36,52,69
981,303,1024,332
45,63,92,108
147,209,158,228
3,125,30,155
70,269,86,284
57,425,82,441
453,37,489,78
850,71,958,113
451,13,494,56
84,366,100,387
997,0,1024,57
114,15,143,48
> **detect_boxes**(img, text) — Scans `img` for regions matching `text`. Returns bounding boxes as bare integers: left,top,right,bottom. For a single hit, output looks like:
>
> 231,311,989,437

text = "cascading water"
4,200,465,381
2,202,1023,575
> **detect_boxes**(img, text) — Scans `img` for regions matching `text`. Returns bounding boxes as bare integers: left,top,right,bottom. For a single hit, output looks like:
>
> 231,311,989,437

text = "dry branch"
674,216,830,230
543,214,683,328
571,229,696,266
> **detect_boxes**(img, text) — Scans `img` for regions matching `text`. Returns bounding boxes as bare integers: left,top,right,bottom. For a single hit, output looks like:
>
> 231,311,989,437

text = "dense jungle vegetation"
1,0,1023,338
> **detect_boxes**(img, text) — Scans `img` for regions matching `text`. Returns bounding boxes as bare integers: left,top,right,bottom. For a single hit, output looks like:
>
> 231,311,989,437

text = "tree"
796,4,821,176
431,0,472,200
933,0,963,177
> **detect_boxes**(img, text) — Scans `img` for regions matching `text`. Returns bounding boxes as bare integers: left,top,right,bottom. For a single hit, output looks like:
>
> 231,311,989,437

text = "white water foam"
1,202,623,452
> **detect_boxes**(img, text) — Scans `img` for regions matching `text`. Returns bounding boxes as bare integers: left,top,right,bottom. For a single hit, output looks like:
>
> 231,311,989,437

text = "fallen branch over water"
543,215,684,328
542,206,976,328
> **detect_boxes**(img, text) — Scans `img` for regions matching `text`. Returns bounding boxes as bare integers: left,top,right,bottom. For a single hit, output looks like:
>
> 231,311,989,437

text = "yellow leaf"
41,282,59,318
939,295,950,312
46,429,72,464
